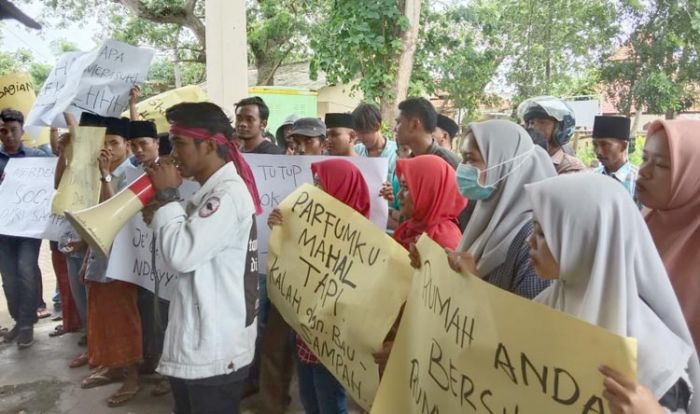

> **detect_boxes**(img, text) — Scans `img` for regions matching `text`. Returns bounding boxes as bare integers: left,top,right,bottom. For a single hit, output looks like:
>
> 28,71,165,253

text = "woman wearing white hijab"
527,173,698,413
448,119,556,299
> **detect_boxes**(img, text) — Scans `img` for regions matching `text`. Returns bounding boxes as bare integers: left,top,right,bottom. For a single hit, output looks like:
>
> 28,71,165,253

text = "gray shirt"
423,139,461,170
84,158,135,283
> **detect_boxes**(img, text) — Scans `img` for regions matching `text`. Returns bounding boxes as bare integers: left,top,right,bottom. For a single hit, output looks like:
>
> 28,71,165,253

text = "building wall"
316,81,364,118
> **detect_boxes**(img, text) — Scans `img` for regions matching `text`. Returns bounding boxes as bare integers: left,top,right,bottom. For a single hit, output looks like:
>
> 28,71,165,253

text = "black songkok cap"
104,116,130,138
128,120,157,140
324,113,355,130
436,114,459,139
592,116,631,141
79,112,106,127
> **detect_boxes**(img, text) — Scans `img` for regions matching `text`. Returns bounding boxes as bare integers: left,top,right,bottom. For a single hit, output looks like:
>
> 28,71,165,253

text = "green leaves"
602,0,700,117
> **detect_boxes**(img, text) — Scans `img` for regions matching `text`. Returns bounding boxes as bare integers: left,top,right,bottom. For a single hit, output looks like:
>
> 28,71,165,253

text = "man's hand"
145,158,182,191
379,181,394,203
129,85,141,105
267,208,283,229
446,249,478,275
97,148,112,177
600,366,665,414
57,133,70,158
408,243,421,269
141,201,160,225
372,340,394,377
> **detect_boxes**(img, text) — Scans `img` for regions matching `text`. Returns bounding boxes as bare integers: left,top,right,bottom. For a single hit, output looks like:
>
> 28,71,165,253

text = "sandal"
37,308,51,319
69,353,89,368
81,368,124,389
107,384,140,407
49,325,65,337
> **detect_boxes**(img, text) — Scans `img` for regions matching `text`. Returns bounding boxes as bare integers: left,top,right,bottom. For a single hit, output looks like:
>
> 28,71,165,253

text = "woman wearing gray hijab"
527,173,698,413
447,119,555,299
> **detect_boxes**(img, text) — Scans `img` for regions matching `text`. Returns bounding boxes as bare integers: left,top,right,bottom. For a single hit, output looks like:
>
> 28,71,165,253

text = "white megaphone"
65,174,155,257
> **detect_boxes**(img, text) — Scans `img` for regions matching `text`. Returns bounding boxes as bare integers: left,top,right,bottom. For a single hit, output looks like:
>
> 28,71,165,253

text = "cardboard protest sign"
26,40,154,128
106,154,389,300
267,184,412,410
123,85,206,133
245,153,389,272
51,126,105,215
0,158,66,240
371,235,638,414
0,72,50,146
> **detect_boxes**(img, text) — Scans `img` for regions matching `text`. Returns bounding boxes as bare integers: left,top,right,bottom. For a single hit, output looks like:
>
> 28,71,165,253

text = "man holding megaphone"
142,102,262,414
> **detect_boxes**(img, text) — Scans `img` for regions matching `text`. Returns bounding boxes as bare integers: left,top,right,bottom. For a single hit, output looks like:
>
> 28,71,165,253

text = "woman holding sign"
526,173,699,414
268,159,370,414
393,155,466,250
447,119,555,299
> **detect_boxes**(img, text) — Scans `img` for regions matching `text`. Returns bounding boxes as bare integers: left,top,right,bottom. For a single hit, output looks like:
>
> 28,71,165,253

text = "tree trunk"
256,61,276,86
665,109,675,120
379,96,397,131
119,0,206,61
631,105,642,136
381,0,422,128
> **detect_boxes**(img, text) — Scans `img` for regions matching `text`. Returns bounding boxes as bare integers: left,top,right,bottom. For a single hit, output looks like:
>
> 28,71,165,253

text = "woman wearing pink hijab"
637,119,700,351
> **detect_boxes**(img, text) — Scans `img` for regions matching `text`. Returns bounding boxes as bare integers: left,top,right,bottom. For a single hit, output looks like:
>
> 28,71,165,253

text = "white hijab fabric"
526,173,699,407
457,119,556,276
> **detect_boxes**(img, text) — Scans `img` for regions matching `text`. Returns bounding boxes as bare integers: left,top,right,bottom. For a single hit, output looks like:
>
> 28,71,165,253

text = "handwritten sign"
105,154,388,299
371,235,638,414
122,85,206,133
51,126,105,215
0,73,50,147
26,40,154,128
0,158,65,240
268,184,412,410
245,153,389,272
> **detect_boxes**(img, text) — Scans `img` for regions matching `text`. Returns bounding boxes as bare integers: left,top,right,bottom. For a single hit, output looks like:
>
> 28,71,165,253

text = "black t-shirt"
243,140,285,155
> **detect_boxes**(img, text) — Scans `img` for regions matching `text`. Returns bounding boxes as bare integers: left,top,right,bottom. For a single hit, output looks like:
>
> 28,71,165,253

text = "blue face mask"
456,163,495,200
455,148,536,200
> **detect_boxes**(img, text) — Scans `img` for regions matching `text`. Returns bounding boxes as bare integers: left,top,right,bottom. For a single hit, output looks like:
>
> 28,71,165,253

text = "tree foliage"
474,0,620,102
601,0,700,117
247,0,314,85
41,0,311,89
411,5,500,117
0,34,65,88
309,0,408,105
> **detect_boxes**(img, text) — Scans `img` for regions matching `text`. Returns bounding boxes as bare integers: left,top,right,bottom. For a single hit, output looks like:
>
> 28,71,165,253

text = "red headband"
169,124,263,215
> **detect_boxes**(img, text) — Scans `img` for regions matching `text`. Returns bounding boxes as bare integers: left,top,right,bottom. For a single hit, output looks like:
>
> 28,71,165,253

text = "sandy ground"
0,242,362,414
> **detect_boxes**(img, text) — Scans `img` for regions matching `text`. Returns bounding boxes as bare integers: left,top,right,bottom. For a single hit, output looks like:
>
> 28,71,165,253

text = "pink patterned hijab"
644,120,700,350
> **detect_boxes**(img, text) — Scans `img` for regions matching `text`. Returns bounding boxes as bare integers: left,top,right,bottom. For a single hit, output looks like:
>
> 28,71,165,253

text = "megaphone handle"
129,174,156,206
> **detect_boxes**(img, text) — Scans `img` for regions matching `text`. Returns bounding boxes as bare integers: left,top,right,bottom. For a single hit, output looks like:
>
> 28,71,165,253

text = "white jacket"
152,162,258,379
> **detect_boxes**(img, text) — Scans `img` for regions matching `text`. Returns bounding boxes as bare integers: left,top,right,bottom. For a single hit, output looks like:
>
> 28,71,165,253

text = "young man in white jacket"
145,102,261,414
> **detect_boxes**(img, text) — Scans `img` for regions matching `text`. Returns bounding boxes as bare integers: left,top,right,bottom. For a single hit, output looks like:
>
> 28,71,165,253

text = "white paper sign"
0,158,66,240
106,154,389,299
26,40,154,128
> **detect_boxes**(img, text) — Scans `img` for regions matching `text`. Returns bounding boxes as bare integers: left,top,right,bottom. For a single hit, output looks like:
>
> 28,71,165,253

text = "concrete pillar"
205,0,248,114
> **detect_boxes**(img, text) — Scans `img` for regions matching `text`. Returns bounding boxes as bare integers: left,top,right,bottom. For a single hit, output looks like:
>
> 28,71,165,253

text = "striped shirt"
595,161,639,200
483,221,552,299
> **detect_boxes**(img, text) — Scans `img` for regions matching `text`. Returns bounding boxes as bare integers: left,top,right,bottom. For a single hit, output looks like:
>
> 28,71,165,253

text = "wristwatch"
100,174,112,183
155,187,181,204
